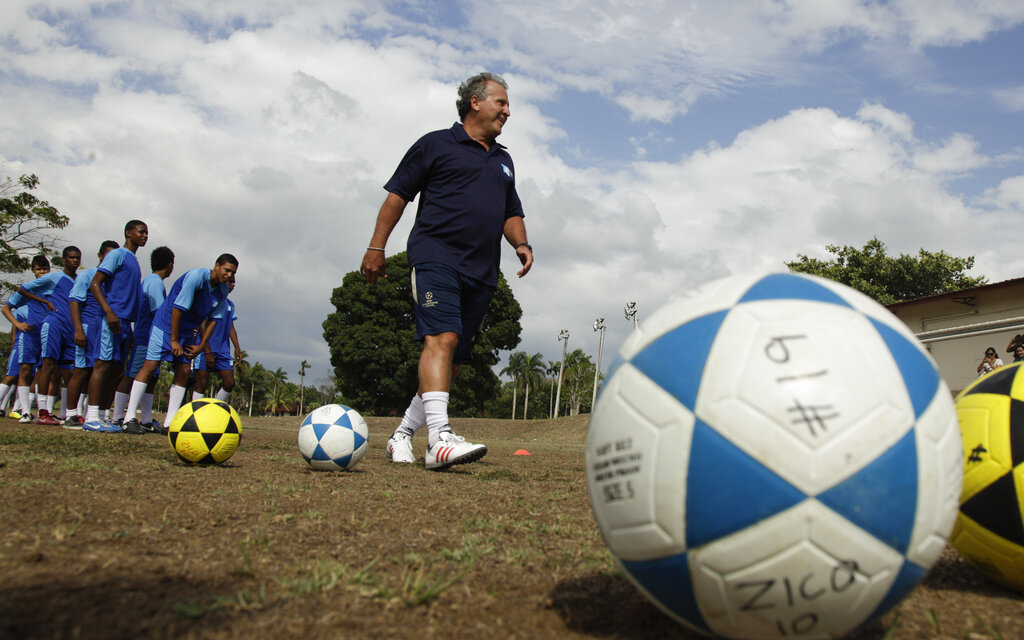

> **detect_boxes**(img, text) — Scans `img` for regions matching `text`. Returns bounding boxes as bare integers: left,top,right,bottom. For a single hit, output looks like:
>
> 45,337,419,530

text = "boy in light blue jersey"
85,221,147,432
122,254,238,434
1,256,54,423
25,246,82,425
0,305,31,417
66,241,119,430
193,276,242,403
114,246,174,433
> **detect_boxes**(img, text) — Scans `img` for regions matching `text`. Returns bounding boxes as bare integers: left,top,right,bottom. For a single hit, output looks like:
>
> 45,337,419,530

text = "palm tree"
264,383,295,416
520,352,545,420
298,359,310,416
547,359,560,418
500,351,527,420
245,362,266,417
270,367,288,396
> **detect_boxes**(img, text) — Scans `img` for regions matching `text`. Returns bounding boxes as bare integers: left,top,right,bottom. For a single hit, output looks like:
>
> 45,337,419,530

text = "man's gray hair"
456,72,508,121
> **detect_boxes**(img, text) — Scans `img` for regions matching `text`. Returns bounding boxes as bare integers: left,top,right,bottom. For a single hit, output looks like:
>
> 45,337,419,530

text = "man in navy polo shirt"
361,72,534,471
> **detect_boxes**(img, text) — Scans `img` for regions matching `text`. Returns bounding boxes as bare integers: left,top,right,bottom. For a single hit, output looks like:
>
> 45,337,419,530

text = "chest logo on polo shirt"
501,164,513,179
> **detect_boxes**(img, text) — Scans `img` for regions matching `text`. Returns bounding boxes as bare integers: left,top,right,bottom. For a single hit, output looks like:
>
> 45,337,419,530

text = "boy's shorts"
6,351,19,377
75,320,101,369
40,319,75,365
15,329,41,366
147,326,200,365
195,350,232,372
410,262,495,364
88,317,131,364
127,342,158,379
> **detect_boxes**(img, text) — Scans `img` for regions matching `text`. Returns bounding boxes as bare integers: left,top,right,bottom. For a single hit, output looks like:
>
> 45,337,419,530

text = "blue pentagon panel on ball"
736,272,854,308
867,318,941,420
630,310,728,413
684,419,806,549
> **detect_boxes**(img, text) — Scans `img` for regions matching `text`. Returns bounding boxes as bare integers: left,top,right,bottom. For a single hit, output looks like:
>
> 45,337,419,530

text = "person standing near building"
361,72,533,471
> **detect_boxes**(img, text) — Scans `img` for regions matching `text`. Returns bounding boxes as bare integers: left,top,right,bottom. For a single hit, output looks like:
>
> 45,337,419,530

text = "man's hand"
361,250,387,285
515,245,533,278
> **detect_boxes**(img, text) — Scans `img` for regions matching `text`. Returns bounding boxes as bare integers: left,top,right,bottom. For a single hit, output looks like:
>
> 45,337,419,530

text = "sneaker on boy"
62,415,85,430
35,411,61,426
122,418,145,434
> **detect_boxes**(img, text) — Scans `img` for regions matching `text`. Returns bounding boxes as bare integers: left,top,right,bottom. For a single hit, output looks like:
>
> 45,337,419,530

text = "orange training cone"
513,449,531,456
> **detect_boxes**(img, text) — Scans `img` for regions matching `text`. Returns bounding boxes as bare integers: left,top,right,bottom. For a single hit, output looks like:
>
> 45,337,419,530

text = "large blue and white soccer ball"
298,404,369,471
586,272,963,639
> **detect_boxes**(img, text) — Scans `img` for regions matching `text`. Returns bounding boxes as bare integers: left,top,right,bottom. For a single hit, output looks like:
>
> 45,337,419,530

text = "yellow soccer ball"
167,398,242,465
953,362,1024,589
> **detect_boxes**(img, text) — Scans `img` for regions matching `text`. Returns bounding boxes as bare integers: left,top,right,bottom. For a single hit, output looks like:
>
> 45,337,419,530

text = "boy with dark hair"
192,275,241,403
84,221,147,432
116,246,174,433
66,241,119,430
1,255,54,423
122,254,237,434
22,246,83,425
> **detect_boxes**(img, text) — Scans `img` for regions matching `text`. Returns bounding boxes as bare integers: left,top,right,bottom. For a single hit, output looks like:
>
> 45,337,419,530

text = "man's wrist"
516,242,532,252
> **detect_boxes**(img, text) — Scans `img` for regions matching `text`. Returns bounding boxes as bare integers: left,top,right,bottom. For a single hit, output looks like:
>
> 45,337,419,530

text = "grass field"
0,414,1022,640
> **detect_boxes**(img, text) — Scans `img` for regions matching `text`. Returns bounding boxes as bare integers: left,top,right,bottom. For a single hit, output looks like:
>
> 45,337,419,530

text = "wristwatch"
516,242,533,252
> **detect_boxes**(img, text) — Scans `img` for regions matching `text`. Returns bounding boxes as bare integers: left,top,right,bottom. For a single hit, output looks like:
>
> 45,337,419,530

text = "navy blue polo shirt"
384,122,524,286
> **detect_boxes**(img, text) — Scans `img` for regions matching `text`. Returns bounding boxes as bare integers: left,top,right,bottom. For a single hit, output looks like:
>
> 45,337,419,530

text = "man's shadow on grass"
0,570,247,640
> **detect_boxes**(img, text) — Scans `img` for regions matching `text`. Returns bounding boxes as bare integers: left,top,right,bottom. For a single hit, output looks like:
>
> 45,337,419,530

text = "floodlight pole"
625,301,638,331
554,329,569,419
591,318,605,411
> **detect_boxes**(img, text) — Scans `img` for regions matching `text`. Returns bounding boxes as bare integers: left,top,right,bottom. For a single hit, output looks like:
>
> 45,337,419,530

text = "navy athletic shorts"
411,262,495,364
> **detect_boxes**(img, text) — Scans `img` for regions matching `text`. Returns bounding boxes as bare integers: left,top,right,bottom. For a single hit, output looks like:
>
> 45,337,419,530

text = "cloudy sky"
2,0,1023,388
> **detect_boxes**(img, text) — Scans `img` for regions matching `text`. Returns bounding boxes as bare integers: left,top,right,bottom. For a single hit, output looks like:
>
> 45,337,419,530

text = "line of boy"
1,221,239,432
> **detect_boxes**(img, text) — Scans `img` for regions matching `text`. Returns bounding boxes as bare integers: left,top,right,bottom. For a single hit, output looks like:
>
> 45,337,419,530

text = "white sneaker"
425,430,487,471
385,432,416,463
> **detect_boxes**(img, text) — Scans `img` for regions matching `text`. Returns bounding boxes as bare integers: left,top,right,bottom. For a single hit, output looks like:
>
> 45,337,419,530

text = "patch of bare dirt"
0,414,1020,640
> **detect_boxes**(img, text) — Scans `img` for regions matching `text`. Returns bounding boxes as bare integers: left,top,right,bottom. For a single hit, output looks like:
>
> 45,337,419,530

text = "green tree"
0,174,69,291
519,352,545,420
786,237,987,304
239,361,267,417
500,351,528,419
323,251,523,416
264,383,295,416
561,349,595,416
546,359,560,418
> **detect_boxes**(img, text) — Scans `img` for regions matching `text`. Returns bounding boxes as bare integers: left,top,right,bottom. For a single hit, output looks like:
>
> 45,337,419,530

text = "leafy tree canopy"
785,237,987,305
322,251,523,416
0,174,69,291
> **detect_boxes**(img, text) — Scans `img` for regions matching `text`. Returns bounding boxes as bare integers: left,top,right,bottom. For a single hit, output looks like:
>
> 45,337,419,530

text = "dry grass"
0,414,1021,640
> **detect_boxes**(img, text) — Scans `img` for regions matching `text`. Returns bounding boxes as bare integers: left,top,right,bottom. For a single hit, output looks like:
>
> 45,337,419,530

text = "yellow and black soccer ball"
167,398,242,465
952,362,1024,589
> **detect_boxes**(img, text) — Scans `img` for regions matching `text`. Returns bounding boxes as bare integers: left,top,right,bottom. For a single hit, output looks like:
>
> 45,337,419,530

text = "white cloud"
993,85,1024,112
1,0,1022,381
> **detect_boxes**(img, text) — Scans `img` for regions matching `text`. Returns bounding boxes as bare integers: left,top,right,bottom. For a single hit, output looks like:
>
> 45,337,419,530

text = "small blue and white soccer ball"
298,404,369,471
586,271,963,639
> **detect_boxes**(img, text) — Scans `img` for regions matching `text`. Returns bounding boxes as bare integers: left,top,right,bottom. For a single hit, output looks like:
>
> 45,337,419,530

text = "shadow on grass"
923,550,1024,599
547,571,699,639
0,570,249,640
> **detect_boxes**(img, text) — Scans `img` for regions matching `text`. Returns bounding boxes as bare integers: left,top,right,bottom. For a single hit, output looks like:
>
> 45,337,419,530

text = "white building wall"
887,283,1024,395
